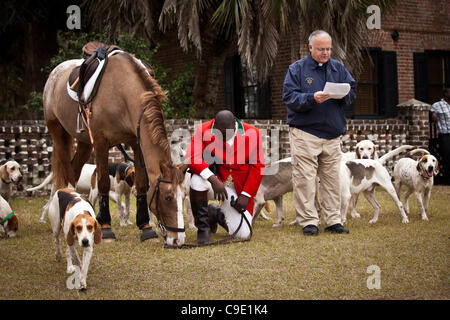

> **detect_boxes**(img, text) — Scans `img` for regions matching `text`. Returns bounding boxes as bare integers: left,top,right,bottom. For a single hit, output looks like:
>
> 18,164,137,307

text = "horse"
43,49,187,248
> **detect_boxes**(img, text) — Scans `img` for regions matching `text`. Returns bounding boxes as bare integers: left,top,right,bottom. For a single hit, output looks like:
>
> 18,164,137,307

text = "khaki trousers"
289,127,342,228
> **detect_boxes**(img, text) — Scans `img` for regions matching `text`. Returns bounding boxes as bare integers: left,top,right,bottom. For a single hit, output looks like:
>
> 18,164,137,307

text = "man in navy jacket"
283,30,356,236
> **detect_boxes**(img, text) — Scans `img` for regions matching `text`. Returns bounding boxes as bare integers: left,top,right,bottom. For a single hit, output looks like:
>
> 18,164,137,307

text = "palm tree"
85,0,396,114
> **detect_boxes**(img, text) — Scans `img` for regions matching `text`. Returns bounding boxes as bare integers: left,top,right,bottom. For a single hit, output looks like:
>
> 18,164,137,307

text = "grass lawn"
1,186,449,300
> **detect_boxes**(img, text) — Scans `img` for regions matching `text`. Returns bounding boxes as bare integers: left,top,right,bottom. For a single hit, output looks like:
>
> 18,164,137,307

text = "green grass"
1,186,449,300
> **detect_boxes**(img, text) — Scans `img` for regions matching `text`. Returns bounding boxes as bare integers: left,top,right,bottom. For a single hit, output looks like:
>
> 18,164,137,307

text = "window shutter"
413,52,428,103
257,78,271,119
379,51,399,117
224,54,242,116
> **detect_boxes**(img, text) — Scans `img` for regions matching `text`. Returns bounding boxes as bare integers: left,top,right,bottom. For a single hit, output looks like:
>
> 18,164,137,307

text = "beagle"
0,195,18,238
393,154,439,221
48,188,101,290
89,162,135,226
0,160,23,201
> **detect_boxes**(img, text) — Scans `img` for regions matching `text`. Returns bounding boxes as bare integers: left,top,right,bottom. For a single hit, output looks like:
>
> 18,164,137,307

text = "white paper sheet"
323,82,350,99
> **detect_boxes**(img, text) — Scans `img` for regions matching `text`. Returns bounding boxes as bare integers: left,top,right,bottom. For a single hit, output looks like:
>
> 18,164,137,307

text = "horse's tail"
47,121,75,189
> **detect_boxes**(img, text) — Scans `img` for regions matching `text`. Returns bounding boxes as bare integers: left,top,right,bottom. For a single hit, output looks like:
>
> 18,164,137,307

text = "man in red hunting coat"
187,110,265,244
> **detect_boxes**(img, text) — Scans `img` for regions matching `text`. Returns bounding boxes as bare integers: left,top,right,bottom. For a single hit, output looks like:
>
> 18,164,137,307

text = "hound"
340,159,409,224
0,160,23,201
48,188,101,290
0,195,18,238
346,144,414,220
26,164,124,223
393,153,438,221
89,163,135,226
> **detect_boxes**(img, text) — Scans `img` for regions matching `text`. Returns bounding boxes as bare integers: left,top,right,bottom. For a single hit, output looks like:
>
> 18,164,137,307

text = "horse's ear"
177,163,189,174
159,160,169,175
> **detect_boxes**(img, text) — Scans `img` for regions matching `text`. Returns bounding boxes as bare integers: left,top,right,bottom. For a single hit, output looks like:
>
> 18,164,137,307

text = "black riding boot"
208,203,229,233
97,194,116,241
190,189,210,245
136,193,158,241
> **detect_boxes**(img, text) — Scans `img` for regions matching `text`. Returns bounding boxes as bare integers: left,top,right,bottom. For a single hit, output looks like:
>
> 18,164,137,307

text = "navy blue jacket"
282,54,357,139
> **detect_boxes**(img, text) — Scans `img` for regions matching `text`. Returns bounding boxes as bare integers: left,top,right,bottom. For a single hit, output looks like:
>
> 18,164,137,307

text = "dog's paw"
368,219,377,224
351,212,361,218
272,223,282,228
402,217,409,224
421,215,429,221
67,265,76,274
188,223,197,230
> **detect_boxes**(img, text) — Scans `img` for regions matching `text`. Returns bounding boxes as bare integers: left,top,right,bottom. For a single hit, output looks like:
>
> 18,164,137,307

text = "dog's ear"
0,164,8,181
434,159,440,175
6,215,18,233
355,146,361,159
67,222,75,246
416,156,426,172
93,220,102,244
372,146,379,160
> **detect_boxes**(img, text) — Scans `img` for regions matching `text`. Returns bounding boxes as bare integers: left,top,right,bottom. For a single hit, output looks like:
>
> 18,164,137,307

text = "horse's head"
149,161,188,248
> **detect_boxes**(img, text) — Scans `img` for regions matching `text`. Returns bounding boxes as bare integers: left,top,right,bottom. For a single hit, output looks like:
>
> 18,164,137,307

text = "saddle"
68,41,122,104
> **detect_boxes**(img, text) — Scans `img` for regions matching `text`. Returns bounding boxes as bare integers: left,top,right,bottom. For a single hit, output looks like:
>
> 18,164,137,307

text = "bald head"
214,110,235,141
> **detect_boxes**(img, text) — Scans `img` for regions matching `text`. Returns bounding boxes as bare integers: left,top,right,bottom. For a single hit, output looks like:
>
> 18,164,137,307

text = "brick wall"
0,100,431,197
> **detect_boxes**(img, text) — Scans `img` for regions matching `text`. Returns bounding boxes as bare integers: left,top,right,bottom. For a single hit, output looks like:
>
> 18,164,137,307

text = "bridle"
136,105,185,239
148,175,186,236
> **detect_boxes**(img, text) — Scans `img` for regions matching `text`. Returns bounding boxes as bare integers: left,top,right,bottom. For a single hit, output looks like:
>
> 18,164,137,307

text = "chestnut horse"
43,51,186,248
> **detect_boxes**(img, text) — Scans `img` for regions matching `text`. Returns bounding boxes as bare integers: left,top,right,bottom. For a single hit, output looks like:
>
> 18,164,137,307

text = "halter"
149,175,186,235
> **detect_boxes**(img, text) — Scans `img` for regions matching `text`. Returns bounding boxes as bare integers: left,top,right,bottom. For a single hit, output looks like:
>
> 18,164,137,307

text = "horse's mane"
122,52,171,159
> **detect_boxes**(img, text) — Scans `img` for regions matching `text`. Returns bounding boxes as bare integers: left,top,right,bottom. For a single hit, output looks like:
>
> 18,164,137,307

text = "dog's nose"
363,155,368,159
81,239,89,247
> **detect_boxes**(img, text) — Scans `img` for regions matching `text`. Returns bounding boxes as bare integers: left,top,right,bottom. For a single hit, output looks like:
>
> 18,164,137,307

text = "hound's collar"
1,178,11,185
1,212,14,226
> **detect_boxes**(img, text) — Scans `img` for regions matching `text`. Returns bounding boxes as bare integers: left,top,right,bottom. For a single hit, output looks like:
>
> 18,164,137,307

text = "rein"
179,211,253,249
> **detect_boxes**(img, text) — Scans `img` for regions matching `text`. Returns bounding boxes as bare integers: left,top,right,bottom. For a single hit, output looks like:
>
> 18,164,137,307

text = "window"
414,50,450,104
224,54,271,119
354,50,379,115
346,48,398,118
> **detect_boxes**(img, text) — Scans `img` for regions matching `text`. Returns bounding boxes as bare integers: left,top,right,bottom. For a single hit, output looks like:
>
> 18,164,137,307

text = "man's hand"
208,175,228,201
230,194,249,214
314,91,331,104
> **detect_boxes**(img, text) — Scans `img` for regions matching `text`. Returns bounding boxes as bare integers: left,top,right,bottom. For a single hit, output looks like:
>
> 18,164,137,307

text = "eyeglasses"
316,47,332,52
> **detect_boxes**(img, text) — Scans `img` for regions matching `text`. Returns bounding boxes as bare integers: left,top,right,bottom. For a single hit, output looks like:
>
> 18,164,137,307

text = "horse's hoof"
140,227,158,242
101,227,116,242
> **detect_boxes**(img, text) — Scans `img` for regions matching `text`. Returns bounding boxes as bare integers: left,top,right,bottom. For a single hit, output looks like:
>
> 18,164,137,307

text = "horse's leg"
93,132,115,241
130,142,158,241
71,141,93,183
47,120,76,189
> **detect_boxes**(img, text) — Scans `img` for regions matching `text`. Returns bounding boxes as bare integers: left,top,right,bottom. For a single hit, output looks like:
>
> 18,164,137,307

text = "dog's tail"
378,145,415,165
407,148,430,156
26,172,53,191
263,201,271,214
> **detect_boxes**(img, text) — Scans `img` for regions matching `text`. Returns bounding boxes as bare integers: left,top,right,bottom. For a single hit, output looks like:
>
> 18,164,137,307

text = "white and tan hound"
340,159,409,224
0,195,18,238
0,160,23,201
393,153,439,221
89,162,135,226
48,188,101,290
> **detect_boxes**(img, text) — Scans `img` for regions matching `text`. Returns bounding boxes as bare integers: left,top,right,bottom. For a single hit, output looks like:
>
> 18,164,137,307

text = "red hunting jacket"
187,118,265,215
